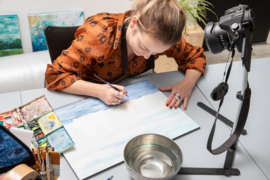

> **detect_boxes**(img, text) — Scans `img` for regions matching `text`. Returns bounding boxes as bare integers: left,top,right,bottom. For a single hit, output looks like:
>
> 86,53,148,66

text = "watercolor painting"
0,15,23,57
0,128,31,168
47,127,74,152
37,112,62,135
55,80,200,180
28,11,84,52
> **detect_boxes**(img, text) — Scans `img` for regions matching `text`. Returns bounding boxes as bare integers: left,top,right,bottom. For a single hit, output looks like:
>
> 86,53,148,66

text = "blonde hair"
130,0,186,45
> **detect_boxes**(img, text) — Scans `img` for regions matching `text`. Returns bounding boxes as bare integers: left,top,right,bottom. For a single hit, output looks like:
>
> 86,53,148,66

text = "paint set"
0,95,74,152
0,109,25,129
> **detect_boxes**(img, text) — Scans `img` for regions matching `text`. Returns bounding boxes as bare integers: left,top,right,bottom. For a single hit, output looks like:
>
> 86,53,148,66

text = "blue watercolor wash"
47,127,74,152
55,80,159,125
46,121,56,130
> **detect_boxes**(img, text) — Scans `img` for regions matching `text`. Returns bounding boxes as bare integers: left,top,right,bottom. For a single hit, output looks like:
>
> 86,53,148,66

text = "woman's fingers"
109,89,124,105
183,98,188,110
168,96,178,109
114,91,124,103
169,95,183,109
166,92,175,107
119,91,124,100
159,85,173,91
166,92,188,110
113,84,128,95
173,97,183,109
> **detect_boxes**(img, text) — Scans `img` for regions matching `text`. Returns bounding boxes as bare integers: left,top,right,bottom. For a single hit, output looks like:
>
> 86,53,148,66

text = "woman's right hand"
98,84,126,105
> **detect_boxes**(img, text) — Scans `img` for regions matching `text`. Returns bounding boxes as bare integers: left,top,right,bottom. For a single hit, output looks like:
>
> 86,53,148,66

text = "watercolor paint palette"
0,110,24,129
0,95,74,152
20,96,53,122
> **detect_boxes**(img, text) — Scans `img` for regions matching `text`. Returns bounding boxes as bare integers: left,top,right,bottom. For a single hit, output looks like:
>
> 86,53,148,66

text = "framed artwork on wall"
0,15,23,57
28,11,84,52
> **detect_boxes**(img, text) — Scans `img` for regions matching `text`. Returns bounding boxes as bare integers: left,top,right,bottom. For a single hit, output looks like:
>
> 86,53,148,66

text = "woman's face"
126,16,171,59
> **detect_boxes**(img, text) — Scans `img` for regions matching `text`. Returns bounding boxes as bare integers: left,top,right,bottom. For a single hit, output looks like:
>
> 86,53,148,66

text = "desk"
197,57,270,179
0,65,268,180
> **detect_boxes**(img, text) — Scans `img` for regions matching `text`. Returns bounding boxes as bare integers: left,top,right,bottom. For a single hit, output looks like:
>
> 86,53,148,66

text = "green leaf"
178,0,218,31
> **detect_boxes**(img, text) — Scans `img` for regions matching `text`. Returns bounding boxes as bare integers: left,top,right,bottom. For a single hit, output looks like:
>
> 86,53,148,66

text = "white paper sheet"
10,127,33,148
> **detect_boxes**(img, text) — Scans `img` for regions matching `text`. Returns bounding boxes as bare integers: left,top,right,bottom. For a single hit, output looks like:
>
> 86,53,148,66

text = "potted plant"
179,0,217,32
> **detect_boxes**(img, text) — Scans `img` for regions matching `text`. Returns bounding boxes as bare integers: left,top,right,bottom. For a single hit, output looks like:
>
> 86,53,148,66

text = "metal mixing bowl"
124,134,183,180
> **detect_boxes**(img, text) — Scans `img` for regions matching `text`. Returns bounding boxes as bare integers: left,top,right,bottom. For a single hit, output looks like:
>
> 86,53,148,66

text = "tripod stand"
177,27,253,177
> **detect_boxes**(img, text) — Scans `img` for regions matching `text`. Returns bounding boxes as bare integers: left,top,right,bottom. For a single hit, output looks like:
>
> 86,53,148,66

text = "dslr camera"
204,4,255,71
204,4,255,101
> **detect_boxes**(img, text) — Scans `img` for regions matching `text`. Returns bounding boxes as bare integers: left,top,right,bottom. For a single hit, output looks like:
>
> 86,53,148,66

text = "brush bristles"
51,152,60,165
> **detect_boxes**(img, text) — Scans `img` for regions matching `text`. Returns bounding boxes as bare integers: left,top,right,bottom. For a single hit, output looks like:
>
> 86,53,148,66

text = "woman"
45,0,206,110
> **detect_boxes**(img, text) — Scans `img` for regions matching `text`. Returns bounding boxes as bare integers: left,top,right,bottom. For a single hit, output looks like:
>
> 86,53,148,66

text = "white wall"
0,0,133,53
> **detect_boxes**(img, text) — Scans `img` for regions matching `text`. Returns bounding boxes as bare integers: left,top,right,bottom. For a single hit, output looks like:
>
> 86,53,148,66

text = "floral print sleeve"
163,37,206,75
45,13,121,90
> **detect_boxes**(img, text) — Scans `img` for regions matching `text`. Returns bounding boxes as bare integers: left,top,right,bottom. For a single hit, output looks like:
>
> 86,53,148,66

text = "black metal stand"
178,146,240,176
197,102,247,135
177,103,241,176
176,19,253,176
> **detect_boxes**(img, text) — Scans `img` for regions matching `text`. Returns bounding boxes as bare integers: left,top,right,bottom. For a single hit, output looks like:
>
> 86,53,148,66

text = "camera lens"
204,22,229,54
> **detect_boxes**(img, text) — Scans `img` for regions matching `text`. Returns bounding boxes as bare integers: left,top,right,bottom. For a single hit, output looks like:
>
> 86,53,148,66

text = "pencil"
94,74,129,97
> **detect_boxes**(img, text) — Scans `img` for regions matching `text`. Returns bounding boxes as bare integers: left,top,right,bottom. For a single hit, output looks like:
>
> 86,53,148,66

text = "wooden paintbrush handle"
47,169,50,180
53,175,59,180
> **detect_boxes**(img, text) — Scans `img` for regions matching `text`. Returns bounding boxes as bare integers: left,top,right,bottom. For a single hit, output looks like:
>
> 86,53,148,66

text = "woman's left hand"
158,79,195,110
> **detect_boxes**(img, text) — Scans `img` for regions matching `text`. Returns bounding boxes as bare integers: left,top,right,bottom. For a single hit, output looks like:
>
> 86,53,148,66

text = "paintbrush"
49,147,55,180
49,147,54,153
46,146,50,180
42,149,46,167
32,160,40,171
31,148,37,161
51,152,60,180
36,148,41,164
94,74,129,97
37,147,41,158
40,151,47,180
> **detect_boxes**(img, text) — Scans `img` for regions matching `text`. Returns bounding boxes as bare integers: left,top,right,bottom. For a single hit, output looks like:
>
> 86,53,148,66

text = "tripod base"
178,167,240,176
178,102,241,176
178,147,240,176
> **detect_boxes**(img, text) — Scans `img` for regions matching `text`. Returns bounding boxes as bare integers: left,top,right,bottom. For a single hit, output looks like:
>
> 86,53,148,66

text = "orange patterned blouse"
45,11,206,91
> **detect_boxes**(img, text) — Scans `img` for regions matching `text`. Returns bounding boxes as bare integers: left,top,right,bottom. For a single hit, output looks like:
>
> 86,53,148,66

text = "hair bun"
130,0,186,45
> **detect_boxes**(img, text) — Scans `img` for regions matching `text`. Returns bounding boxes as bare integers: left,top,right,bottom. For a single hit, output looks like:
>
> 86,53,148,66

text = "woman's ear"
130,16,138,29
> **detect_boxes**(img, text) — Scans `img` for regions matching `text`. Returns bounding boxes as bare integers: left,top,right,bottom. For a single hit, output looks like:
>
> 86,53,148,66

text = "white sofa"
0,51,51,94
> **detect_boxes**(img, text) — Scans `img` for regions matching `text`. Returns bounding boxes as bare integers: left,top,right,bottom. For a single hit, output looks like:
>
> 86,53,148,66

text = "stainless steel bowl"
124,134,183,180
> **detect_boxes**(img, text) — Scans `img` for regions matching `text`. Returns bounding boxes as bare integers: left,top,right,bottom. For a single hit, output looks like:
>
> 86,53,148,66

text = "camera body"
204,4,255,54
205,4,255,101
